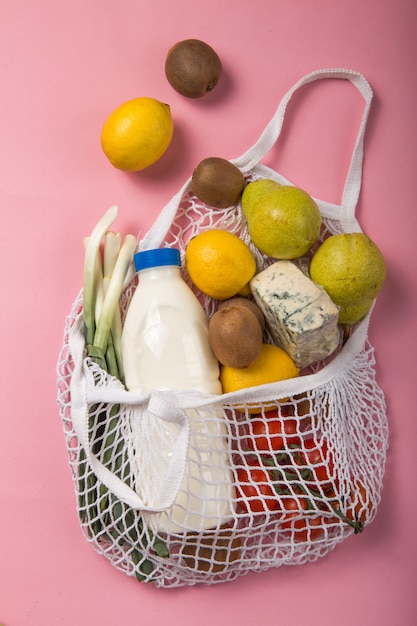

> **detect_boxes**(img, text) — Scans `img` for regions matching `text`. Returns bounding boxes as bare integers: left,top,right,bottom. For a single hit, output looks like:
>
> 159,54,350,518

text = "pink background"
1,1,416,624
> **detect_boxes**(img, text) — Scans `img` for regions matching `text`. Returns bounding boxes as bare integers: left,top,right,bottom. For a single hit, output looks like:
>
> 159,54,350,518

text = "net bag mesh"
56,170,388,588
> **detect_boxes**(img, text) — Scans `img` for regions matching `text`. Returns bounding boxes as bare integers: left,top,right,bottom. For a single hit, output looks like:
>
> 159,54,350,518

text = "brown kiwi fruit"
209,305,263,368
165,39,222,98
218,296,265,331
181,527,242,572
191,157,246,208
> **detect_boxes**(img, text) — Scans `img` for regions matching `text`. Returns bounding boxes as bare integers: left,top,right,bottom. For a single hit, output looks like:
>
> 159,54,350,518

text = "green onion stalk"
83,206,118,351
78,206,169,581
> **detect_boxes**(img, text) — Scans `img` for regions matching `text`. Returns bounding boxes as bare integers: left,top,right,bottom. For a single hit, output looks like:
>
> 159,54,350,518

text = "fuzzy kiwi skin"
165,39,222,98
209,305,263,368
181,527,242,572
218,296,265,331
191,157,246,208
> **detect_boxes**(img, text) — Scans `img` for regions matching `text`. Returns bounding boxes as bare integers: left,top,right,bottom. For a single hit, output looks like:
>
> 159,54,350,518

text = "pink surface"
1,1,416,624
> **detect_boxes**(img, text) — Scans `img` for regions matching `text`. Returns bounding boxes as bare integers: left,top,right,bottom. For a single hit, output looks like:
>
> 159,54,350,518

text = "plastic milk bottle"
121,247,235,534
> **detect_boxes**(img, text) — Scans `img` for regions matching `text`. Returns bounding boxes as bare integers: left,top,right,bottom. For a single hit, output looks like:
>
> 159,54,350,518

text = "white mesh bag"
56,68,388,588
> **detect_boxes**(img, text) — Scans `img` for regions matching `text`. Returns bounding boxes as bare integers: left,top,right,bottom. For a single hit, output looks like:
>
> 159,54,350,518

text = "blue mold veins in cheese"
250,261,340,369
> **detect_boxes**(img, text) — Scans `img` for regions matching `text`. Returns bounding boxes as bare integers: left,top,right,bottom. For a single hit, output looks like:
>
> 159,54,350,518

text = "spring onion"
103,231,124,381
83,237,104,326
80,207,170,573
83,206,137,373
92,233,137,364
83,205,118,348
104,231,121,277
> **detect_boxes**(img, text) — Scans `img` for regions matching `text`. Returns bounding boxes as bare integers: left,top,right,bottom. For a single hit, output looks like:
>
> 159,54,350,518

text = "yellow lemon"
185,230,256,300
100,97,174,171
220,343,299,413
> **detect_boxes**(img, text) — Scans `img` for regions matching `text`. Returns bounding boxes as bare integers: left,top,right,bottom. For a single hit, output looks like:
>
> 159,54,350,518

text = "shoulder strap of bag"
68,314,191,512
140,68,373,251
233,68,373,224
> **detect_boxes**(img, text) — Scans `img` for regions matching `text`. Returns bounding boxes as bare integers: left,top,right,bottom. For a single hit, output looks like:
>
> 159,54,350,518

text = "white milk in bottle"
121,247,235,534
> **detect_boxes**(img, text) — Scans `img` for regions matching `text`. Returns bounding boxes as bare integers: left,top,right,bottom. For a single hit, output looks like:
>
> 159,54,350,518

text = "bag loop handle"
140,68,373,251
68,314,191,512
233,68,373,223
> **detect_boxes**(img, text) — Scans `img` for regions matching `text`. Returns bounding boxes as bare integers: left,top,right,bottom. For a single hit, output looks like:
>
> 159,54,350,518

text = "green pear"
337,298,376,326
241,179,322,259
310,232,386,325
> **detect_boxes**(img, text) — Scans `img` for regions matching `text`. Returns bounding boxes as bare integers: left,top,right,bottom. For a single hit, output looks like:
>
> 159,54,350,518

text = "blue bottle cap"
134,247,181,272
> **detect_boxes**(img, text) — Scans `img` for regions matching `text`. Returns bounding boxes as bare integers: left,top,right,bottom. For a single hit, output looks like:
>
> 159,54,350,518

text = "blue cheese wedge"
250,260,340,369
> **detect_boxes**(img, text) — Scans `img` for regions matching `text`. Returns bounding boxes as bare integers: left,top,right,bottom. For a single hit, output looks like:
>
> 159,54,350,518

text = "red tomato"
290,515,326,542
280,493,309,526
247,410,300,454
235,461,279,513
296,437,335,487
279,495,326,542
